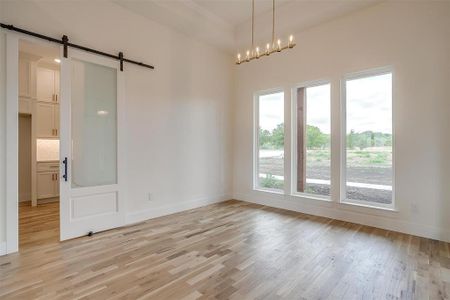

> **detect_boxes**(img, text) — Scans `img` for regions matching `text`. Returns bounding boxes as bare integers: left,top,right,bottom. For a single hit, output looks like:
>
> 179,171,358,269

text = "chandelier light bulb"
237,53,241,64
256,47,260,58
277,39,281,51
288,35,294,48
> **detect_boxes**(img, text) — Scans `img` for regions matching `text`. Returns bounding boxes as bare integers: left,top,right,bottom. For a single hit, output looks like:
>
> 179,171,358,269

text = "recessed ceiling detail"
112,0,382,54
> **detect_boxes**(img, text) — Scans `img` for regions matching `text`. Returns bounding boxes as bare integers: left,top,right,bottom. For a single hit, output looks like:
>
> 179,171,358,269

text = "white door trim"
5,32,19,254
4,32,61,255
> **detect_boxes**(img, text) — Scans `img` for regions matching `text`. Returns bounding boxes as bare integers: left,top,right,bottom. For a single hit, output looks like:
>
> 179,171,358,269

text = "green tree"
259,127,271,149
346,130,392,149
355,131,370,150
384,134,392,146
271,123,284,149
306,125,328,149
347,129,356,149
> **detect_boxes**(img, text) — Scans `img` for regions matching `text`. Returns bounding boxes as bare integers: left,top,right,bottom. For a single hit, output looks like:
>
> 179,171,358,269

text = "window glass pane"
71,59,117,188
297,84,331,196
257,92,284,190
345,72,392,204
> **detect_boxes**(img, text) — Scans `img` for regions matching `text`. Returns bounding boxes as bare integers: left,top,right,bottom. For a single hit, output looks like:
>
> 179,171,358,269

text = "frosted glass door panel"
71,59,117,188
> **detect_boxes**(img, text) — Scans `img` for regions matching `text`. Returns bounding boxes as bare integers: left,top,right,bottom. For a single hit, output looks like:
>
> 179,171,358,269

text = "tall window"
255,91,284,191
294,83,331,198
344,71,393,206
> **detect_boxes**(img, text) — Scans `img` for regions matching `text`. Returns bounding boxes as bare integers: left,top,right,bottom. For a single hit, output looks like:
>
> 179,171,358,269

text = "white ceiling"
192,0,292,27
113,0,383,53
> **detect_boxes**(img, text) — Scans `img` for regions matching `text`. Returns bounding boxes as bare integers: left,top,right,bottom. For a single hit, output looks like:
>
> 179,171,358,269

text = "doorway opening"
18,39,60,249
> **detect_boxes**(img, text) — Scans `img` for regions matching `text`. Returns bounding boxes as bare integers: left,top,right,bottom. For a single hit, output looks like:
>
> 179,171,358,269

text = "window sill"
291,193,331,202
254,188,284,195
341,199,398,213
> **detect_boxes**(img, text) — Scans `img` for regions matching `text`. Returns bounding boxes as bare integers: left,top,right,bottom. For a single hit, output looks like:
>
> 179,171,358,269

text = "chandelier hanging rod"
272,0,275,45
252,0,255,49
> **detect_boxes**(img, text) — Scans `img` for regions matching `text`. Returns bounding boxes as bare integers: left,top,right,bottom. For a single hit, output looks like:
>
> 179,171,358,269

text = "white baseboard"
234,192,450,243
126,194,231,225
0,242,6,256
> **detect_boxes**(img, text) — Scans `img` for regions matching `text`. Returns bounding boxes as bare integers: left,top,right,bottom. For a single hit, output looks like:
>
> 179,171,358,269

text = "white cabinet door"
54,104,60,137
37,172,56,199
54,70,60,103
19,60,31,97
37,67,56,103
55,173,60,195
36,102,55,138
36,102,59,138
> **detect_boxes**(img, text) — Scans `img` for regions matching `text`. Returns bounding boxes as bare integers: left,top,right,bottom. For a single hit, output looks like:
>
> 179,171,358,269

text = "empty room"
0,0,449,299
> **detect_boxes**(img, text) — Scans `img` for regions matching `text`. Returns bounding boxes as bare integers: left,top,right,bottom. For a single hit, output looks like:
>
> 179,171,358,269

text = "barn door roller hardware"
0,23,155,71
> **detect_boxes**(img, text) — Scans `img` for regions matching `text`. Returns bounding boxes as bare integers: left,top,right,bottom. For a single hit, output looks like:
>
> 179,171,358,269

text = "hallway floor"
19,200,59,249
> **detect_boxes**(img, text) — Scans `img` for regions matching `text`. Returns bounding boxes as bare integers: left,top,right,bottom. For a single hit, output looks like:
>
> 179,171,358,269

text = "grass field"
305,147,392,167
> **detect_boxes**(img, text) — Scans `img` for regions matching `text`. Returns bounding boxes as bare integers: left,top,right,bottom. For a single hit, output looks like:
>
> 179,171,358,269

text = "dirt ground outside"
258,148,392,204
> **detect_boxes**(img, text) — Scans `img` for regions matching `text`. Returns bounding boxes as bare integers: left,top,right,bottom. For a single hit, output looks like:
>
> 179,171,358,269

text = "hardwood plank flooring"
19,201,60,249
1,200,449,299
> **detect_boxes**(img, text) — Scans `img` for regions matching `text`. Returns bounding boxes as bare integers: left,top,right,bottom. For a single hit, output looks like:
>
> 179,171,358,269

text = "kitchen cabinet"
36,162,59,199
37,67,59,103
19,57,37,115
36,102,59,138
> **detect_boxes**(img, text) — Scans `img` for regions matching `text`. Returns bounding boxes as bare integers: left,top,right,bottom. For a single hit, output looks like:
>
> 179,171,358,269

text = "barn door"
59,49,125,240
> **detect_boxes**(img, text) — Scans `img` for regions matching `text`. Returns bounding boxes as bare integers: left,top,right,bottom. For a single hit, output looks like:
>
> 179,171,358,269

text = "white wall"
0,0,233,248
233,1,450,242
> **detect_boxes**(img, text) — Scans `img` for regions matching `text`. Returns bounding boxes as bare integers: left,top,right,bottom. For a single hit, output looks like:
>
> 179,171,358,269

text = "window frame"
253,88,285,194
340,66,396,210
291,80,332,201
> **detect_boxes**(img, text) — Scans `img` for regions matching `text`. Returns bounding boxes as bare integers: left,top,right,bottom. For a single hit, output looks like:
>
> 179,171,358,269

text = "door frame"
4,30,127,254
5,32,63,254
5,32,20,254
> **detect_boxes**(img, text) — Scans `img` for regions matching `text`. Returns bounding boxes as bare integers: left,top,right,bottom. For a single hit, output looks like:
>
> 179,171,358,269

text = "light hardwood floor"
19,201,60,248
1,200,449,299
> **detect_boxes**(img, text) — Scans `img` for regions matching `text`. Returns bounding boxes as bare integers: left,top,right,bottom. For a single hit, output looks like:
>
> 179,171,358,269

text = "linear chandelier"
236,0,295,65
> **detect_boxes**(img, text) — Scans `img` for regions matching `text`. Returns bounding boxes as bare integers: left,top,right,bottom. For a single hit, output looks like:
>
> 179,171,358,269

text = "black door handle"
62,157,68,182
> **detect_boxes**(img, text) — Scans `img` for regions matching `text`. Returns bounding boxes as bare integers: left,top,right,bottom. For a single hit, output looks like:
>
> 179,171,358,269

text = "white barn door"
59,49,125,240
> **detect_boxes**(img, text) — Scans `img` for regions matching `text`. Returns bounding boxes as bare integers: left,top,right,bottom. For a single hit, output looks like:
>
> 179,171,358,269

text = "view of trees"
259,123,392,150
306,125,329,149
259,124,284,149
347,130,392,150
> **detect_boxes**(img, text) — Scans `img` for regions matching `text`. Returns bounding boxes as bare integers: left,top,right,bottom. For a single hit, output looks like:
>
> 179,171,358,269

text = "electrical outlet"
410,203,419,214
147,193,153,201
